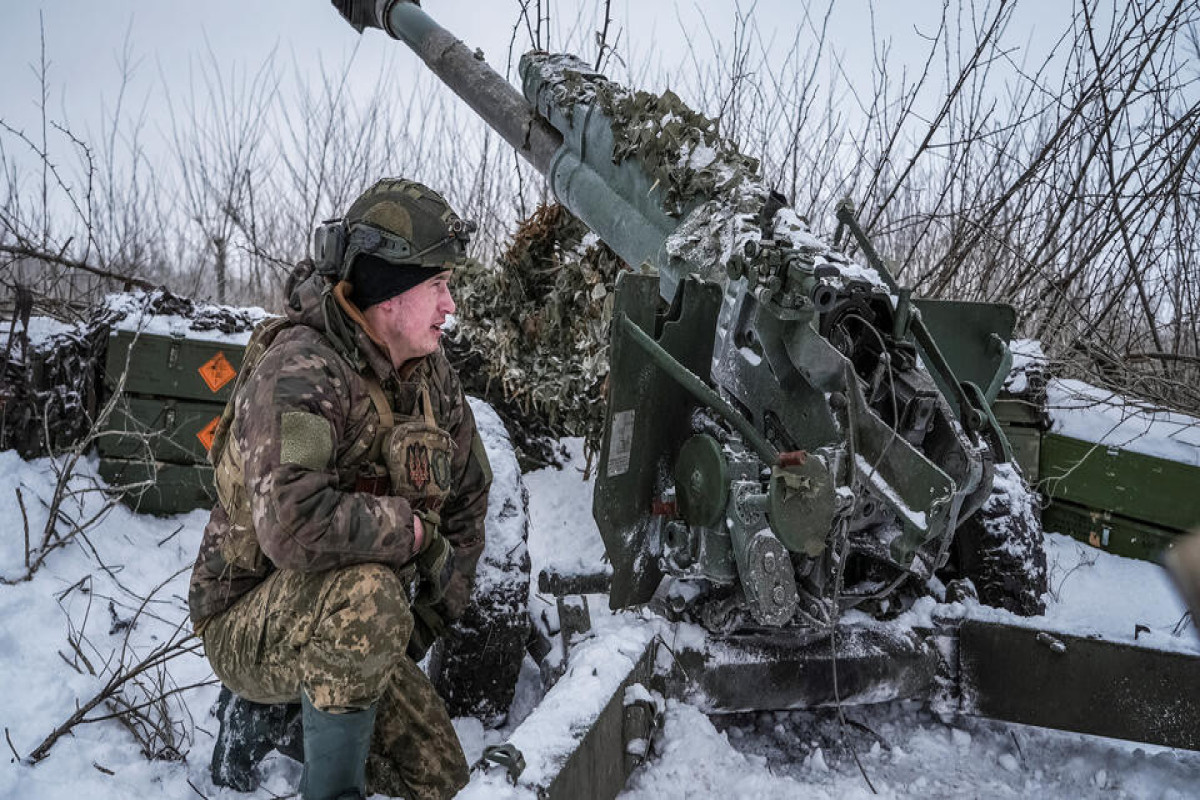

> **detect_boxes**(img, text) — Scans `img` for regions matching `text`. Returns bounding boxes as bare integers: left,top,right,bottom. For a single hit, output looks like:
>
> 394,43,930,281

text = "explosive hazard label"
196,416,221,452
606,409,635,478
198,352,237,393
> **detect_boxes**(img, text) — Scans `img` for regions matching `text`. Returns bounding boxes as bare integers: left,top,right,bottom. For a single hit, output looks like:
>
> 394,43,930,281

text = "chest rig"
209,319,454,576
358,376,456,515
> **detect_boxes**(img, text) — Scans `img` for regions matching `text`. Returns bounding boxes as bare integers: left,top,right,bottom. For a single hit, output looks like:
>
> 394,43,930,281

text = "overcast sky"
1,1,1037,150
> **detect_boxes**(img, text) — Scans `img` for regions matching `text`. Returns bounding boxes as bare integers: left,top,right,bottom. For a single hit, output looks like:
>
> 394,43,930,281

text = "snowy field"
1,429,1198,798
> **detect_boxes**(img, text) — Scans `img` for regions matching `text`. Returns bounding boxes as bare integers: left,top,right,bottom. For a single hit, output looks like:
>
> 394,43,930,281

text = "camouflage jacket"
188,269,490,626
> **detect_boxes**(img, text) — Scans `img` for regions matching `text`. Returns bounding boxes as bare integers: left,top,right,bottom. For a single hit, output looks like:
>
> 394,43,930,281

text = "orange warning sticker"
198,351,237,393
197,416,221,452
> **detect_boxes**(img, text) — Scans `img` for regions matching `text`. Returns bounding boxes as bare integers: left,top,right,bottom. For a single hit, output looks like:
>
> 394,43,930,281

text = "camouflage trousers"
200,563,469,800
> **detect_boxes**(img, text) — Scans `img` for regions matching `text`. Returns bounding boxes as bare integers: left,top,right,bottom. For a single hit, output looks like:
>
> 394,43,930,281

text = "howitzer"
333,0,1038,631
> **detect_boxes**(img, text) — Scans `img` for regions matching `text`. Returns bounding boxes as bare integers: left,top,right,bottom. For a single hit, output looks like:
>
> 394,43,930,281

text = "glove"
406,600,445,662
413,511,474,622
415,511,455,604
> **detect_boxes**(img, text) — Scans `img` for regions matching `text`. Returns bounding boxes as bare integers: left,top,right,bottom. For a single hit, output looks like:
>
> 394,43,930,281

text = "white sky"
0,1,1056,161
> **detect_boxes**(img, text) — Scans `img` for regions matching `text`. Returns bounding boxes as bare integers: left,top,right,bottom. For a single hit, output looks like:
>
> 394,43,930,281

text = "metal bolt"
772,585,785,605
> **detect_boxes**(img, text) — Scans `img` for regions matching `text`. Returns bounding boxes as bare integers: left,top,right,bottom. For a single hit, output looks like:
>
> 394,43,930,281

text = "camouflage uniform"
188,264,490,799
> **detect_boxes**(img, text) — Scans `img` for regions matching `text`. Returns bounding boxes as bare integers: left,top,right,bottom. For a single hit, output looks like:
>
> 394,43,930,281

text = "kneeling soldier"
188,178,492,800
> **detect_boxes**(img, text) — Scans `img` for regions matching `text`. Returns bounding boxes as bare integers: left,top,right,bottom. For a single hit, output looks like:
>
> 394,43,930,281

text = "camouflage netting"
524,53,760,217
0,289,264,460
0,318,107,459
445,202,626,471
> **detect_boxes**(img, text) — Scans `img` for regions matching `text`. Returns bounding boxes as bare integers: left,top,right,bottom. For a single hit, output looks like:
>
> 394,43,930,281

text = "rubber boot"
299,692,377,800
210,686,303,791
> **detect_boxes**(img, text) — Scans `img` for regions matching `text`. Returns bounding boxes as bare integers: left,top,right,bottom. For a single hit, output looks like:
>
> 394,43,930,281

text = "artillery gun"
335,0,1040,633
326,3,1200,797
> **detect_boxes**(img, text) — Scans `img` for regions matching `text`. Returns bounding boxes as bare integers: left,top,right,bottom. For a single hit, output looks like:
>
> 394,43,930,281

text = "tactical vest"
208,318,454,576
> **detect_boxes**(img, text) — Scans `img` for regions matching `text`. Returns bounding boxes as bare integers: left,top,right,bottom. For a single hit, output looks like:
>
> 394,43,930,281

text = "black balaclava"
348,253,444,309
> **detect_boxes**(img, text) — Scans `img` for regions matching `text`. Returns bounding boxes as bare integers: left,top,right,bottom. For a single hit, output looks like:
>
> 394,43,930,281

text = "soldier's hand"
406,600,444,662
415,513,455,604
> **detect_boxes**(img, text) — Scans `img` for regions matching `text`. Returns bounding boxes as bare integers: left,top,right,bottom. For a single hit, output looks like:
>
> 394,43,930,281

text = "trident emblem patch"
406,443,431,491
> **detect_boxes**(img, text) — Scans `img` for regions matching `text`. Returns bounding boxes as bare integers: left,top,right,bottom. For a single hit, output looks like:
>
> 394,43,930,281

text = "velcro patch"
280,411,333,470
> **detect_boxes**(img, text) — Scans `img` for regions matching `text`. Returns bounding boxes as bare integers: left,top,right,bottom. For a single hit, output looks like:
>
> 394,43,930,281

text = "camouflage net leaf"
447,203,627,471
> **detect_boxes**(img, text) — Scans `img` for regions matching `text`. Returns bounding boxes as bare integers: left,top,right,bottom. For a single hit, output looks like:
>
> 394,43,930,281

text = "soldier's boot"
1165,529,1200,632
210,685,303,792
299,692,377,800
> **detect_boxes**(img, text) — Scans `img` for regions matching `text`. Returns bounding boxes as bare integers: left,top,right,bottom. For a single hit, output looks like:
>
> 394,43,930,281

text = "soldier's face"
382,271,456,365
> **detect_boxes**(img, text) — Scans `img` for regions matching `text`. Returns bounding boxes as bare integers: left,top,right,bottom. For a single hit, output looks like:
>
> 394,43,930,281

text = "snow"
1046,378,1200,466
1,402,1199,798
636,699,1200,800
106,291,272,345
523,437,610,581
0,314,74,348
1004,338,1047,395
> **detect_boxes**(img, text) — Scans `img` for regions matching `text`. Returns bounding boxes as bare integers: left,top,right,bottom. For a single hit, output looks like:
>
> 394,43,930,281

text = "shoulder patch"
280,411,334,470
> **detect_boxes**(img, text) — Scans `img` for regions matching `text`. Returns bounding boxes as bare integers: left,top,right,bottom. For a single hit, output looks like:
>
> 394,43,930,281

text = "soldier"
188,178,492,800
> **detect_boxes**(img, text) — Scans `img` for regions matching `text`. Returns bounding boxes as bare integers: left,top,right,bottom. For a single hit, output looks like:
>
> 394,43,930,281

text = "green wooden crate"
1038,433,1200,534
98,395,226,465
992,398,1045,428
1042,499,1179,562
99,458,216,517
1003,425,1041,483
105,329,245,404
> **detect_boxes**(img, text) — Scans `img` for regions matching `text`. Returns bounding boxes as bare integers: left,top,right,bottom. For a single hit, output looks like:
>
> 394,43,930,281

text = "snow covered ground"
1,430,1198,798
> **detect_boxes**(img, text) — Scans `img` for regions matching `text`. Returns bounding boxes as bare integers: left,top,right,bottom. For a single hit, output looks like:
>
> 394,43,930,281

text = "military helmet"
313,178,476,281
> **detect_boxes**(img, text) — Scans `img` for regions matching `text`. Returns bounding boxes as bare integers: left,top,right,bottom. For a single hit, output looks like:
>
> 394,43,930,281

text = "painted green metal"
99,329,244,515
834,201,986,434
539,644,657,800
666,625,939,712
991,397,1045,428
105,330,245,403
1039,433,1200,534
958,619,1200,751
991,398,1044,481
767,457,835,557
382,2,561,175
593,273,724,609
912,299,1016,405
674,435,729,529
99,395,224,465
618,316,776,464
98,458,217,516
1001,425,1041,483
1042,499,1180,562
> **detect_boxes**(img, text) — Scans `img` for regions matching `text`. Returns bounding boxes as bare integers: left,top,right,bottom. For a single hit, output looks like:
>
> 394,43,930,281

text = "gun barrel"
383,2,562,175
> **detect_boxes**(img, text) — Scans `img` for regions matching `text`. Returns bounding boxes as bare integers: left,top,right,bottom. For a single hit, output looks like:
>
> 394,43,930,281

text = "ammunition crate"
1038,433,1200,535
100,328,247,516
1041,499,1179,563
993,399,1044,482
98,458,218,517
104,329,244,403
99,395,225,465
